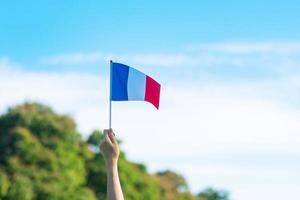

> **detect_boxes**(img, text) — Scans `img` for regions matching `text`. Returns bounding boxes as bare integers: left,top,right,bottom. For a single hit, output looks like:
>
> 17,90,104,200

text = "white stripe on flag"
127,67,146,100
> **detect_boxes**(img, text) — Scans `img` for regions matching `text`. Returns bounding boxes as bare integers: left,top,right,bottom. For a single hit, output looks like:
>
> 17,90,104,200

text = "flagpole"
109,60,112,129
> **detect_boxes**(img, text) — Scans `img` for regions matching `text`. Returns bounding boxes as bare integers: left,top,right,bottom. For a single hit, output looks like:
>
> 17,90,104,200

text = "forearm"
106,161,124,200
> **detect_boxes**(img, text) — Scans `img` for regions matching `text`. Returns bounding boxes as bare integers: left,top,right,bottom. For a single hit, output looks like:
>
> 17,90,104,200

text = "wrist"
105,158,118,170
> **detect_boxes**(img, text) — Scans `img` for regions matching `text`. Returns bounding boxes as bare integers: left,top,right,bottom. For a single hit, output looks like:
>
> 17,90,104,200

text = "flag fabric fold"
110,62,161,109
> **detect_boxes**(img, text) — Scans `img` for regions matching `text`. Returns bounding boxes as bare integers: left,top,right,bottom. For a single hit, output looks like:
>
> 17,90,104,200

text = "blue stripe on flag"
111,62,129,100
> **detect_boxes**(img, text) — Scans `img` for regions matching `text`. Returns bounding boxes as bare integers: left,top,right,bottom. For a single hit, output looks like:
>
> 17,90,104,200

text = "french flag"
110,61,161,109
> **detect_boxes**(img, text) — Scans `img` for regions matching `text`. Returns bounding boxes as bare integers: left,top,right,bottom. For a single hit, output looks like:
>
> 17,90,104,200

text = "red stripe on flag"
145,75,161,109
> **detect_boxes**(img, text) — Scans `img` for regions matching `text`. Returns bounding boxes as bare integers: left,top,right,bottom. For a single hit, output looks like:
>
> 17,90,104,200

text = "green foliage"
156,170,189,192
118,159,164,200
0,102,228,200
87,130,104,146
155,170,196,200
198,188,229,200
0,103,94,200
0,169,10,198
4,174,34,200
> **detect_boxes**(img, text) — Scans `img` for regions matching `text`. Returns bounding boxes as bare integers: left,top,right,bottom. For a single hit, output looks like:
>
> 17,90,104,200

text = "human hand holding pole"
100,129,124,200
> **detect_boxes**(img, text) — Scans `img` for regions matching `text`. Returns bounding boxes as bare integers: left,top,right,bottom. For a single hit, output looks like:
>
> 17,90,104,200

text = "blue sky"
1,1,300,200
1,0,300,68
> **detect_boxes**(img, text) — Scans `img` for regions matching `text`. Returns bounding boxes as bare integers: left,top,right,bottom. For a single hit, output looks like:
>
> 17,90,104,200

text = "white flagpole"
109,60,112,129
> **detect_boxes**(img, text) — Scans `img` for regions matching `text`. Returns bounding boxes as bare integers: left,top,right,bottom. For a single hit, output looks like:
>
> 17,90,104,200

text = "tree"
87,130,104,147
197,188,229,200
0,169,10,198
156,170,189,192
0,103,96,200
0,102,206,200
155,170,196,200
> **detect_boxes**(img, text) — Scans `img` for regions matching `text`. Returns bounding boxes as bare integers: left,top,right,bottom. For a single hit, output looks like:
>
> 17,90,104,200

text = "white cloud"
2,56,300,200
39,42,300,76
0,57,22,74
39,51,238,67
40,52,116,65
178,163,300,200
39,52,199,67
186,41,300,54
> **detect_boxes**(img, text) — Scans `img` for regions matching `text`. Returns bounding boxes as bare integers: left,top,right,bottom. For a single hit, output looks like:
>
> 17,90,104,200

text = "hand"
99,129,120,167
100,129,124,200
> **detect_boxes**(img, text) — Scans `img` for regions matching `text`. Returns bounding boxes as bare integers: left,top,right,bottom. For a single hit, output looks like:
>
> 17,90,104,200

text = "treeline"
0,103,229,200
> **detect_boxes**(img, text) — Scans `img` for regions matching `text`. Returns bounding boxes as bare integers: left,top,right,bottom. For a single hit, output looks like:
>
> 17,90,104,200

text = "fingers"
101,129,117,146
108,129,117,144
103,129,113,146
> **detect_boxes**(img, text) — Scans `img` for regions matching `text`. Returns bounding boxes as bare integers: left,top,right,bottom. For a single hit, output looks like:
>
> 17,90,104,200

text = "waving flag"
110,61,161,109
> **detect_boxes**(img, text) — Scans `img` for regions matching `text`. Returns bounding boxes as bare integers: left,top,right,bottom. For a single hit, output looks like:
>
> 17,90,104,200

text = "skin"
99,129,124,200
